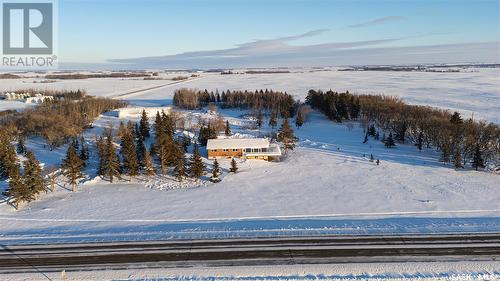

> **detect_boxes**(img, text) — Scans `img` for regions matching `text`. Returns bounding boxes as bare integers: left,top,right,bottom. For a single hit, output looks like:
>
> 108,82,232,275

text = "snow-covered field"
0,106,498,244
1,68,499,122
0,68,499,246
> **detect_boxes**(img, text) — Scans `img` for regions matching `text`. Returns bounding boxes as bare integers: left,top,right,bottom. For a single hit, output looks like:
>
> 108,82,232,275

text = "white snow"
124,68,500,123
0,99,33,111
1,68,499,122
2,261,499,280
0,68,498,246
111,106,171,119
0,108,498,244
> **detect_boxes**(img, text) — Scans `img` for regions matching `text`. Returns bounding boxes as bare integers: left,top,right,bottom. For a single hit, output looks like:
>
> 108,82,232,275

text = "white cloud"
105,30,499,69
348,16,406,28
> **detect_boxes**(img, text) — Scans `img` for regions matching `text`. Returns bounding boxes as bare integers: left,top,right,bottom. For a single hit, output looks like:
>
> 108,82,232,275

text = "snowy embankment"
0,108,498,244
3,261,500,280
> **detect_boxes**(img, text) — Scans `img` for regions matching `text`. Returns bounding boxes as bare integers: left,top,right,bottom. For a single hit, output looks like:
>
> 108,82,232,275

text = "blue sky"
58,0,500,67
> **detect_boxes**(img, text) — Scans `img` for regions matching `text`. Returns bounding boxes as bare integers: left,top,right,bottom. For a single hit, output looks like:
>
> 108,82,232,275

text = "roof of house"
207,138,270,150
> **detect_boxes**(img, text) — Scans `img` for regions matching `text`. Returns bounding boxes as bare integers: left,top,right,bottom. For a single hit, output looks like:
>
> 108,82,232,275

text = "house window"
232,149,238,152
211,149,217,152
252,148,260,153
262,148,268,152
223,149,228,152
245,148,251,152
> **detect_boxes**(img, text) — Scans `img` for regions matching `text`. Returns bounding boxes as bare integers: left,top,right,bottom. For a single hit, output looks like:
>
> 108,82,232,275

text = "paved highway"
1,233,499,273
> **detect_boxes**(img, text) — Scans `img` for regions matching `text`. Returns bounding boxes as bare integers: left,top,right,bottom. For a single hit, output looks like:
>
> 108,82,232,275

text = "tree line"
1,108,238,209
1,130,47,209
173,88,296,118
93,109,234,185
0,91,126,149
306,90,499,170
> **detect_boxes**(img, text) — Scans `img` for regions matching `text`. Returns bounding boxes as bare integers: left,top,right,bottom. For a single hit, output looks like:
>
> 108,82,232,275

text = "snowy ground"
0,99,34,111
1,68,499,122
0,106,498,244
3,261,500,281
0,68,499,245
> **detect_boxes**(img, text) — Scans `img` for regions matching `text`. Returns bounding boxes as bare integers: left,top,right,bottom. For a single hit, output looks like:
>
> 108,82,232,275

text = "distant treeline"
4,89,87,99
306,89,500,170
171,76,189,81
0,90,126,149
173,88,296,118
339,66,460,73
45,72,153,80
0,73,21,79
245,70,291,74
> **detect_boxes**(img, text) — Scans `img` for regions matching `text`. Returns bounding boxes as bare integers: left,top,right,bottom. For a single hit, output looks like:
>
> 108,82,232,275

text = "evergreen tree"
71,137,79,151
120,125,139,179
229,158,238,173
79,142,89,164
367,125,376,136
149,142,157,158
23,151,46,196
96,136,106,175
181,135,191,152
198,125,216,146
256,111,263,130
374,131,380,140
161,110,175,135
102,135,121,182
269,110,277,130
395,123,407,142
157,135,170,174
173,147,188,182
450,112,463,125
5,163,33,209
472,144,485,171
139,109,150,139
189,144,205,179
453,147,463,168
295,110,304,128
416,132,423,151
277,119,298,152
350,97,360,119
370,154,374,162
0,135,18,179
225,120,232,136
210,159,221,183
16,137,26,155
136,131,146,167
143,149,156,176
62,145,84,192
154,111,163,139
384,133,395,148
117,121,127,139
376,159,380,165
